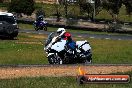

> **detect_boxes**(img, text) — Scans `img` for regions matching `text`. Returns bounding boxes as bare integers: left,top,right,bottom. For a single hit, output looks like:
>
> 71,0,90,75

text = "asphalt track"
19,29,132,40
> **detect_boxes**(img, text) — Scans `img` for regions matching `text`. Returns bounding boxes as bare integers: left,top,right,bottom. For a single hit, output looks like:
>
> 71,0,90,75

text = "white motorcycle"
44,32,92,64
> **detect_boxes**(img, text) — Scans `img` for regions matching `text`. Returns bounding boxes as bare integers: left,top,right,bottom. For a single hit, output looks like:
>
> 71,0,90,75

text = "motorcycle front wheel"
34,27,39,31
84,55,92,64
48,54,62,64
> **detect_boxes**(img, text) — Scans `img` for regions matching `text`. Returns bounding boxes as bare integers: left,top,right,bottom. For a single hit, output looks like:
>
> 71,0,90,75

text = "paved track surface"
0,64,132,79
19,29,132,40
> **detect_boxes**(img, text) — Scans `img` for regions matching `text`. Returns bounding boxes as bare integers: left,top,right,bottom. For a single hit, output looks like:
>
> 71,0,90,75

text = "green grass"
89,39,132,64
35,3,80,17
0,71,132,88
18,23,34,30
0,3,8,7
35,3,58,17
95,6,132,22
0,42,45,65
0,3,7,10
0,32,132,65
0,33,47,65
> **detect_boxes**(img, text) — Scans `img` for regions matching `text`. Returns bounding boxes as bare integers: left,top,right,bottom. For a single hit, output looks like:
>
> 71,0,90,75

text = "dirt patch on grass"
16,41,43,45
19,33,47,39
0,65,132,79
27,34,47,39
78,22,108,29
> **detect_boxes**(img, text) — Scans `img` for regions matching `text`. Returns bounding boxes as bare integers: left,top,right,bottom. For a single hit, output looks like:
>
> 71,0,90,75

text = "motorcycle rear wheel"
43,26,47,31
35,27,39,31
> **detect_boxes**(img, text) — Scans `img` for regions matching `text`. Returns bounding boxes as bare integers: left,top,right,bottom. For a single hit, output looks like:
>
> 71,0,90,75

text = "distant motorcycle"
33,20,47,31
44,32,92,64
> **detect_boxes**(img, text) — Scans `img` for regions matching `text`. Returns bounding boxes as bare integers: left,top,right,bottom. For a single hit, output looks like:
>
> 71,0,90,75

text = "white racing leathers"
44,32,92,64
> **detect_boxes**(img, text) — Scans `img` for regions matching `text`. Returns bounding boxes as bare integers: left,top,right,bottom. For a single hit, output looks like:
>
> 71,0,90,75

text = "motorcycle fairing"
51,40,66,52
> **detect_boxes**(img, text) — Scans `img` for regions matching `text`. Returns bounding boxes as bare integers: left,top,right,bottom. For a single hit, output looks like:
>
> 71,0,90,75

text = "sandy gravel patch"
0,65,132,79
28,35,47,39
16,41,43,45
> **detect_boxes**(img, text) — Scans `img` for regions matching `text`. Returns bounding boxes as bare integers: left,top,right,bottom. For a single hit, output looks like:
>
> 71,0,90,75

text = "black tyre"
35,27,38,31
63,53,70,64
9,36,14,40
43,26,47,31
48,55,55,64
48,54,62,64
84,55,92,64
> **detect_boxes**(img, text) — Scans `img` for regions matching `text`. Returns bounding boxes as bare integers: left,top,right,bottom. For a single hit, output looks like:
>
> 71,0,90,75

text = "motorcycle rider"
46,28,76,51
35,15,44,25
34,15,42,27
37,15,43,21
56,28,66,39
46,28,66,50
56,28,76,50
34,15,47,31
65,32,76,50
57,28,77,61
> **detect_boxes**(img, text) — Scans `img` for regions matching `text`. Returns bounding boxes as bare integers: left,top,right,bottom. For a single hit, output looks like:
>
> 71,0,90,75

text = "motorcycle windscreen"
51,40,66,52
45,32,55,46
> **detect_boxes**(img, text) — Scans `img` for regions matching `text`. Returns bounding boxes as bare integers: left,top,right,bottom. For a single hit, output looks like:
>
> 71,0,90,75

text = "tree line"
5,0,132,22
